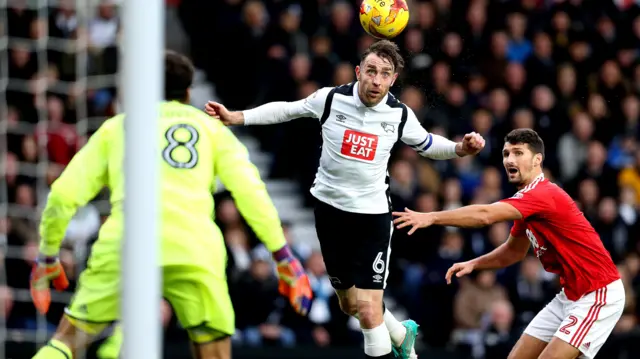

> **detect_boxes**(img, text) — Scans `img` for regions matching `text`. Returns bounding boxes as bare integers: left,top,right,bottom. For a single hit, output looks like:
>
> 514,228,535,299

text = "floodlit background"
2,0,640,358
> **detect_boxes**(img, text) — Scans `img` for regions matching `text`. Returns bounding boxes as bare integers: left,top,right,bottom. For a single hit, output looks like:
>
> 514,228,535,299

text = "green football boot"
392,319,419,359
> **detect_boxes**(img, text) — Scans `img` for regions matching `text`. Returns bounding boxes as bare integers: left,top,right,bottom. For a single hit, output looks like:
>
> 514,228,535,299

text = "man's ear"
534,153,543,167
355,65,361,79
391,72,399,87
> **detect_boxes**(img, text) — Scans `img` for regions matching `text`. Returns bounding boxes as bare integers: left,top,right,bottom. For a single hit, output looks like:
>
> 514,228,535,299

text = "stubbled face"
502,142,542,188
355,53,398,106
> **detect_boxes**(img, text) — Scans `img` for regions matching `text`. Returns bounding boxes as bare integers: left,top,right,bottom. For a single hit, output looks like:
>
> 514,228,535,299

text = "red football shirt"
500,174,620,301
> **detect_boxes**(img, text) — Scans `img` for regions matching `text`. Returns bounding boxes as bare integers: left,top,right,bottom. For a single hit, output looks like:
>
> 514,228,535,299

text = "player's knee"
338,296,358,316
356,299,384,328
355,289,384,328
335,288,358,317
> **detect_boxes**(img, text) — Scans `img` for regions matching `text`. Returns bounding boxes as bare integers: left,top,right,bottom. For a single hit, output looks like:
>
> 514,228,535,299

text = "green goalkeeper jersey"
39,101,286,273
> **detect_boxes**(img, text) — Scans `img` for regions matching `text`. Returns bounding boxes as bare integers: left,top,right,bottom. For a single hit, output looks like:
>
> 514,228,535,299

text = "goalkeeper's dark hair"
504,128,545,160
165,50,194,102
360,40,405,73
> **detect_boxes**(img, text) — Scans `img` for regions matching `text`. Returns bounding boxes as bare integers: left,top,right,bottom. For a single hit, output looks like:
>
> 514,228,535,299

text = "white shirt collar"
353,81,389,111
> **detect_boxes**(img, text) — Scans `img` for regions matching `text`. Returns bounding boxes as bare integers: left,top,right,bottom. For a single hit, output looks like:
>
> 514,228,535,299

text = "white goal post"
121,0,163,358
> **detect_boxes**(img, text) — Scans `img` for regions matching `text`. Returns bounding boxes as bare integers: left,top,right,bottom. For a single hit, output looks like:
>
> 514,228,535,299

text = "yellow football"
359,0,410,39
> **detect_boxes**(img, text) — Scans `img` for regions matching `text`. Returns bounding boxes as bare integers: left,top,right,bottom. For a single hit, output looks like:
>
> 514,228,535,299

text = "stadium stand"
3,0,640,358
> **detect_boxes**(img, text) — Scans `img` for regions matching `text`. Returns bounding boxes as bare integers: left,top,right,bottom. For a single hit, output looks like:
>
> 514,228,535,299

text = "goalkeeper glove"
272,245,313,316
30,255,70,315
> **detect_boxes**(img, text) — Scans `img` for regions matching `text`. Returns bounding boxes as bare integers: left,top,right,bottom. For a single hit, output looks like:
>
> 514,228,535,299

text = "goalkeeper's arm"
39,117,112,256
212,121,287,251
212,121,313,315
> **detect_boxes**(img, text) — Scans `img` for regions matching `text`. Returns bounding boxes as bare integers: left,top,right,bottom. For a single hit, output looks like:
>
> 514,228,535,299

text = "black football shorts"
313,198,392,290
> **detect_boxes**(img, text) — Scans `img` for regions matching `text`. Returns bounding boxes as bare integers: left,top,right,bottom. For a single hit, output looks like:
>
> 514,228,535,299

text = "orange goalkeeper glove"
272,245,313,316
30,255,69,315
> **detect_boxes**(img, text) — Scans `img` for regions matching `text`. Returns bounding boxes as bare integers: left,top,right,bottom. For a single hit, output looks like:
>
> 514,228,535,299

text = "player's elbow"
505,243,529,263
477,207,495,227
508,248,528,263
478,215,493,227
518,246,530,261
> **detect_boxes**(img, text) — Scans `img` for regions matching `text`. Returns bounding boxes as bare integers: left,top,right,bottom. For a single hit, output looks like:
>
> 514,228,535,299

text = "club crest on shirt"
381,122,395,133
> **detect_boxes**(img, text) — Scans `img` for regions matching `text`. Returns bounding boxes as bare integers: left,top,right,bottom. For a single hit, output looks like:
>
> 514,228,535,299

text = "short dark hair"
504,128,545,159
360,40,405,73
165,50,194,102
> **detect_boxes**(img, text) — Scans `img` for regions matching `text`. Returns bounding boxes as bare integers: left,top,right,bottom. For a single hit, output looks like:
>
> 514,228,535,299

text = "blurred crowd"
4,0,120,337
4,0,640,358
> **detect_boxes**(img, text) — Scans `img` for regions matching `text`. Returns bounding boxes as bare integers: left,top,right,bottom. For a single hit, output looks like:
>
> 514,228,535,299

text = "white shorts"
524,279,625,359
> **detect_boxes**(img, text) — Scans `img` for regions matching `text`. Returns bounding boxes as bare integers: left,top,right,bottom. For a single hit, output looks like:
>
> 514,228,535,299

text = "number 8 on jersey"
162,124,199,169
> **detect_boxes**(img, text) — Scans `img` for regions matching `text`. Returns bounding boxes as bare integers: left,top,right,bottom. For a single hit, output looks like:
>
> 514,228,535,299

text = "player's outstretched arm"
400,109,485,159
212,123,312,315
204,88,331,126
33,117,112,314
39,118,112,256
212,123,287,251
393,202,523,234
445,234,529,284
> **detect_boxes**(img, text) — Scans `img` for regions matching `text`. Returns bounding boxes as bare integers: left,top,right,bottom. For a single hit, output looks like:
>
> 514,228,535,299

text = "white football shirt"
243,82,459,214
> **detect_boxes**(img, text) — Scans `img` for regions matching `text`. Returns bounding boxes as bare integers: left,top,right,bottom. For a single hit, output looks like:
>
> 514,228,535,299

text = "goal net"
2,0,121,357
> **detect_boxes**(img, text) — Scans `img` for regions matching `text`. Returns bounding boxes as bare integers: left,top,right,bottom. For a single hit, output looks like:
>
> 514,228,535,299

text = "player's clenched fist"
392,207,435,235
30,256,70,314
445,261,476,284
204,101,244,126
459,132,486,156
272,245,313,316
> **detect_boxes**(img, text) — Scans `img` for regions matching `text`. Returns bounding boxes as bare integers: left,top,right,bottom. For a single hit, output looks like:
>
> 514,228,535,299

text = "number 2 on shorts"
559,315,579,335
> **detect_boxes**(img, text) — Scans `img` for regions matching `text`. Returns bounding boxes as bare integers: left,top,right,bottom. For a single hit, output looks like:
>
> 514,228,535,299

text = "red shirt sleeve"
500,187,551,219
510,219,526,237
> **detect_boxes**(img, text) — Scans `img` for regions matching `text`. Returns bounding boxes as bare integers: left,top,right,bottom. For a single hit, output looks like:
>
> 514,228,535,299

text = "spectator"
483,300,518,359
234,258,295,347
508,256,553,328
570,141,618,198
557,111,594,182
506,12,532,64
304,251,334,347
454,270,508,331
619,149,640,203
453,270,508,357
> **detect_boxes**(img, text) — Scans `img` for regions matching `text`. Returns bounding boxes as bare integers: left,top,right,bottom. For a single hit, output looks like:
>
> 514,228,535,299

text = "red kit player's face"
356,54,399,106
502,142,541,187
